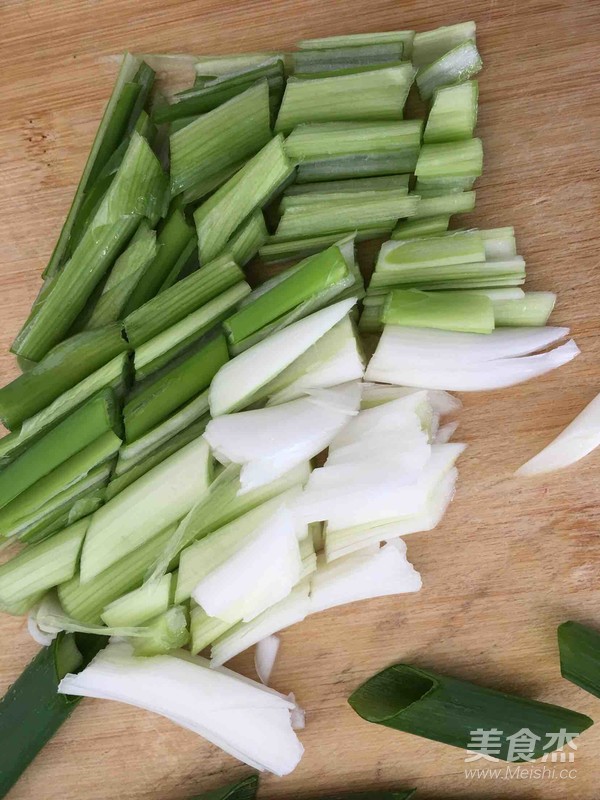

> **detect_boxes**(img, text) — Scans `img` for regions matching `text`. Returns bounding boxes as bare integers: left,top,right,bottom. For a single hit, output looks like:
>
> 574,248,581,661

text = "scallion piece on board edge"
558,621,600,700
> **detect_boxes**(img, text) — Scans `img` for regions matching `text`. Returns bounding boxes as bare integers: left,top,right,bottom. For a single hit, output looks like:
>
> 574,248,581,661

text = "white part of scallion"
516,392,600,477
58,640,304,775
255,635,280,685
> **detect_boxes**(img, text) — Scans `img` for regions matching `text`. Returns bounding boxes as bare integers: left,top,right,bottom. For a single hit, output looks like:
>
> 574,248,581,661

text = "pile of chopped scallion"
0,19,599,798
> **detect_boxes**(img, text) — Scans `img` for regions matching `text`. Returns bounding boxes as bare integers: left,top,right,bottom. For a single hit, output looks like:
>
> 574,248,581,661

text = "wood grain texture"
1,0,600,797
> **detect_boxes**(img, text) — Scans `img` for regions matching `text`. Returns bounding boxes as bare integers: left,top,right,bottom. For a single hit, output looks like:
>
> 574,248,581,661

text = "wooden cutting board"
1,1,600,798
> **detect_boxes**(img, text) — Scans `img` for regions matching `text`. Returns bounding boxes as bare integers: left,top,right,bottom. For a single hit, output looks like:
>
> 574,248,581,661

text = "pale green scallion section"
416,41,483,100
170,81,272,198
424,81,478,143
382,289,495,334
194,135,294,263
275,63,416,133
415,139,483,178
102,573,173,627
412,21,476,68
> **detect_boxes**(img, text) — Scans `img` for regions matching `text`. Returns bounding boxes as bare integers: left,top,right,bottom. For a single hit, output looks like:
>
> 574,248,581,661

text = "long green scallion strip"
0,520,87,609
558,621,600,700
122,205,195,313
170,81,271,199
349,663,593,761
194,135,293,263
259,227,393,264
297,153,416,183
125,254,244,348
382,289,494,334
0,324,128,430
0,632,106,797
224,245,350,346
0,389,120,513
85,222,158,329
275,64,416,133
124,333,228,442
293,42,404,75
43,53,147,279
0,352,129,467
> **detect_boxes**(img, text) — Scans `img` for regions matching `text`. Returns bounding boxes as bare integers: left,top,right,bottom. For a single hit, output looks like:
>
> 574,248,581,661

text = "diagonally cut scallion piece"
133,282,250,381
415,139,483,178
0,352,129,467
124,332,228,442
79,437,211,584
382,289,494,334
224,245,350,346
0,389,119,512
348,663,593,761
12,216,139,362
558,621,600,700
195,135,293,263
0,323,128,431
59,524,176,623
275,64,416,133
424,81,478,143
85,221,157,329
43,53,144,279
125,254,244,347
0,520,87,610
412,21,476,68
122,205,195,313
170,81,271,198
284,121,422,163
416,41,482,100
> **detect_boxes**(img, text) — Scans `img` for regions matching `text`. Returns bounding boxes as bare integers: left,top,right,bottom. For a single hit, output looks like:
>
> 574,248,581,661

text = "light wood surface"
1,1,600,798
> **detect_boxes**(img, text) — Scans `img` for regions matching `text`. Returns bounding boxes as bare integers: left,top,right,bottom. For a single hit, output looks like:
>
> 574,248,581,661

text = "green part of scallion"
297,154,417,184
194,135,294,263
416,41,482,101
224,245,349,345
227,211,269,267
348,663,593,762
116,391,209,476
276,192,419,239
415,139,483,178
190,603,233,655
15,465,109,548
0,352,129,468
58,525,176,624
129,605,190,657
493,291,556,327
0,324,128,431
0,519,87,609
101,573,172,628
259,227,392,264
0,389,119,513
275,64,416,133
170,81,271,198
181,158,248,206
368,259,526,293
293,42,404,75
412,21,476,68
287,175,411,197
133,281,249,382
299,30,415,58
124,333,227,442
294,60,407,81
382,289,495,334
284,121,422,163
0,632,106,797
43,53,147,279
106,415,209,501
12,215,139,362
190,775,259,800
155,58,285,123
122,206,195,314
125,254,243,348
0,430,121,540
392,215,451,239
378,231,486,270
413,176,476,196
558,621,600,700
424,81,478,143
409,190,476,219
85,222,158,329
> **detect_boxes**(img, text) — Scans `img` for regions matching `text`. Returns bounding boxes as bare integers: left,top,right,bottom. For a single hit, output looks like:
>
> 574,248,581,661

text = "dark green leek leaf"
0,632,106,797
558,621,600,699
349,663,593,762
